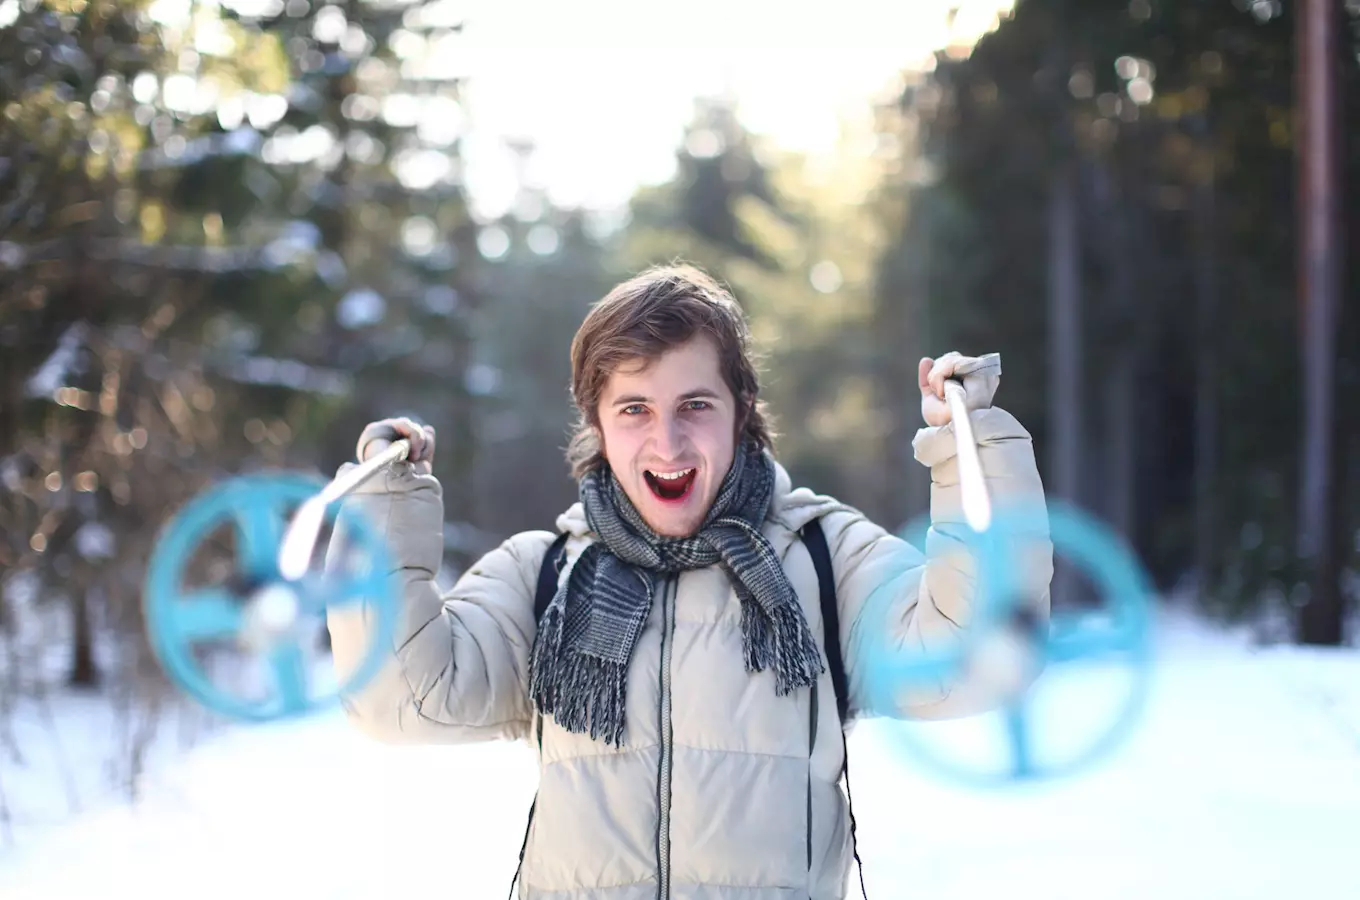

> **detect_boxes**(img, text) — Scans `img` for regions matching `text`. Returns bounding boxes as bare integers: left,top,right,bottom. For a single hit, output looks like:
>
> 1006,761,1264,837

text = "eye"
621,404,646,416
682,400,711,412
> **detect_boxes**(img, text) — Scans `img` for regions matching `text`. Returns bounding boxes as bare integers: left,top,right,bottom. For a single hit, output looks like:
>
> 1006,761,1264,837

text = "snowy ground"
3,606,1359,900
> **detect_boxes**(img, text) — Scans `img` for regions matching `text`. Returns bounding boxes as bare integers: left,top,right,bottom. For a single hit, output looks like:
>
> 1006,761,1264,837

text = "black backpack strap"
800,518,867,900
800,519,848,724
534,531,571,620
509,532,571,900
841,742,868,898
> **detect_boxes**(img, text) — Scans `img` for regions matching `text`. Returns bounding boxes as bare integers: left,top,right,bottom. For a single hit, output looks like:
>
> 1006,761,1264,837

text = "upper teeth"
652,469,694,480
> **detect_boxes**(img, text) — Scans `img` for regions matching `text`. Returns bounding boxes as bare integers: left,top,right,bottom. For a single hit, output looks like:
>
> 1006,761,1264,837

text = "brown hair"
566,263,773,479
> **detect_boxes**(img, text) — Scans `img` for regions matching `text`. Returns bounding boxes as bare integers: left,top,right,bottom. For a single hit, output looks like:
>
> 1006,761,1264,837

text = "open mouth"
644,468,697,502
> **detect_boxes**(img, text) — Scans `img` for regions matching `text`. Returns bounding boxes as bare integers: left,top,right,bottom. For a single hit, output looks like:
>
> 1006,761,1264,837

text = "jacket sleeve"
323,460,554,744
825,407,1054,721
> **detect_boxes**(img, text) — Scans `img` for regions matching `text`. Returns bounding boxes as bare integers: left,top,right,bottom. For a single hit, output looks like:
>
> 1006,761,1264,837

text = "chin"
647,513,704,539
638,499,706,538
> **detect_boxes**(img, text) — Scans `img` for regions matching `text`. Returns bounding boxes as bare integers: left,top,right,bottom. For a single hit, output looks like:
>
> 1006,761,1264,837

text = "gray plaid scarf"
528,442,824,747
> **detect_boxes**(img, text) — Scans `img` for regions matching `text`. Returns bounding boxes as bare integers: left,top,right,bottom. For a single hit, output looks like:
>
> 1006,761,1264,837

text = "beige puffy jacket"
326,407,1052,900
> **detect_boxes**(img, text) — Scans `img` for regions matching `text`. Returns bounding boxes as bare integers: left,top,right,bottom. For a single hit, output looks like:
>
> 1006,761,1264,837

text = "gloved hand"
919,352,1002,427
356,417,436,475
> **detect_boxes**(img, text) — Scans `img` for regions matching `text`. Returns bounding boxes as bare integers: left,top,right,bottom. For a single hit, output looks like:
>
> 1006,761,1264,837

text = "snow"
3,607,1358,900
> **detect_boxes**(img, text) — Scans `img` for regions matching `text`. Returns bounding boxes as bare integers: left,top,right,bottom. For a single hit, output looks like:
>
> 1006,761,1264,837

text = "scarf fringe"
531,603,629,747
740,596,825,695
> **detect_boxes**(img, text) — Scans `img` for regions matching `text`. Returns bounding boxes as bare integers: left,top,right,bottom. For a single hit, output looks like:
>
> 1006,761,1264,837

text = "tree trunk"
1296,0,1345,645
883,198,932,531
1048,163,1082,608
68,588,99,689
1093,161,1138,544
1192,115,1220,605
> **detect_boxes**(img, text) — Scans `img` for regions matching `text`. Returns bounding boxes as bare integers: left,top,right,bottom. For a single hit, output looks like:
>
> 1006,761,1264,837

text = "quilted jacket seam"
666,743,810,763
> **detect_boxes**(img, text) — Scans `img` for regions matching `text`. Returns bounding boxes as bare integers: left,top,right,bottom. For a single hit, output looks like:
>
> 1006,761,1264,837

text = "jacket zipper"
807,679,818,889
657,575,676,899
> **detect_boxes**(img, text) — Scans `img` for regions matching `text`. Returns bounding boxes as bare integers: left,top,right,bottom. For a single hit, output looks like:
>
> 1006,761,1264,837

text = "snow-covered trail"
4,611,1359,900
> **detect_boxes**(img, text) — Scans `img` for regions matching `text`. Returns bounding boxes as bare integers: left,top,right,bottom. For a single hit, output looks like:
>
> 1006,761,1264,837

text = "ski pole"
943,378,991,533
277,438,412,581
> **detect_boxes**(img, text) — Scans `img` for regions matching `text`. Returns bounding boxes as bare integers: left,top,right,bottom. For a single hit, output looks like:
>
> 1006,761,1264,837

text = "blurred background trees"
881,0,1359,633
0,0,1356,791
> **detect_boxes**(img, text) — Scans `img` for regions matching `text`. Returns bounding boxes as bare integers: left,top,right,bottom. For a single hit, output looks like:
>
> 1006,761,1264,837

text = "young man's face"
596,335,739,538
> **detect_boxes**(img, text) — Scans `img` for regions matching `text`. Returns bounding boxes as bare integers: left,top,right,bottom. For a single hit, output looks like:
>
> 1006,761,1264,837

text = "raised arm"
324,448,552,745
829,406,1054,721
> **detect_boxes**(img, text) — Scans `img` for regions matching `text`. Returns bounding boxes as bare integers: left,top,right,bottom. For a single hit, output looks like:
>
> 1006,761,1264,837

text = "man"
326,264,1052,899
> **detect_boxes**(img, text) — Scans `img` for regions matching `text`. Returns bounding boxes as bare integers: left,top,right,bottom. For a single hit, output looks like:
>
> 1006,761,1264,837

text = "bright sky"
137,0,1012,222
454,0,1014,219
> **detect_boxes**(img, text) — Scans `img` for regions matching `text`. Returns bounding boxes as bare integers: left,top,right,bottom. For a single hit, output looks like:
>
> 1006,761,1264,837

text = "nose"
651,412,687,461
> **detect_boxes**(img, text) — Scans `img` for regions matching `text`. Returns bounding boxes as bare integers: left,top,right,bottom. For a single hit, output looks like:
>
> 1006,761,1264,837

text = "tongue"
649,471,694,500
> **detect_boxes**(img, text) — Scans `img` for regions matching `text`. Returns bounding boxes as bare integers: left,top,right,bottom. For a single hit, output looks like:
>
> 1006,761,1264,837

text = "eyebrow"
611,388,722,407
